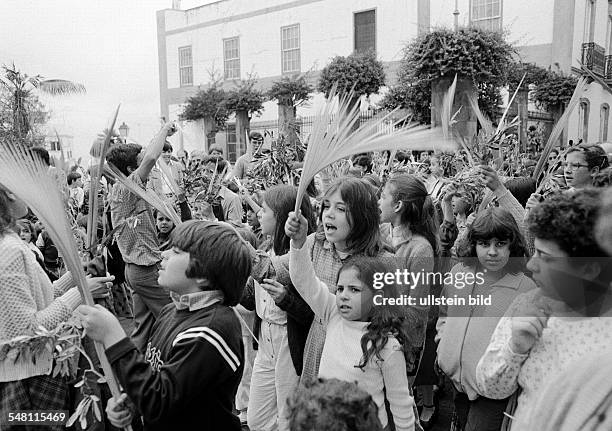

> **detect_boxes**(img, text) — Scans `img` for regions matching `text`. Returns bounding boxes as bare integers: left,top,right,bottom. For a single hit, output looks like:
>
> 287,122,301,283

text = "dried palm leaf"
104,163,181,226
0,142,124,415
533,76,588,180
467,94,494,136
442,74,458,140
294,89,456,212
497,73,526,134
156,158,182,196
88,105,120,251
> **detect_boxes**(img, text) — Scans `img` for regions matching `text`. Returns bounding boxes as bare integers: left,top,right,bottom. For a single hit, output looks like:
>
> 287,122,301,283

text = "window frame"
178,45,193,87
353,8,377,54
579,98,591,143
469,0,503,32
223,37,241,80
281,24,301,75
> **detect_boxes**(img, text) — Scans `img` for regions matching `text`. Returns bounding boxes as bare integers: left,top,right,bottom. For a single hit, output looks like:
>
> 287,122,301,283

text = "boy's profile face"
158,247,201,293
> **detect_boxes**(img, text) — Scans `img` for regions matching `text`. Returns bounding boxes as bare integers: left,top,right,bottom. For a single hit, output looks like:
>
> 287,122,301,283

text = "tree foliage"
179,83,229,130
268,74,312,107
531,72,578,112
318,51,385,98
225,78,266,116
380,28,516,123
0,63,83,145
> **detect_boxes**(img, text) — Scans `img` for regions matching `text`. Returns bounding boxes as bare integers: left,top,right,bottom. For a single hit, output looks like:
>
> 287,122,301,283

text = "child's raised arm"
285,212,336,321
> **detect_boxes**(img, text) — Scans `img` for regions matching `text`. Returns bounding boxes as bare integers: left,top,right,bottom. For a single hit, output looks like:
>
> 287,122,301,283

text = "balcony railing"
582,42,606,77
605,55,612,83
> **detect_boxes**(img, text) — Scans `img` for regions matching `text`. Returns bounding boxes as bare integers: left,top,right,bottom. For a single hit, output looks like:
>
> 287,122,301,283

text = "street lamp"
454,0,460,31
118,122,129,143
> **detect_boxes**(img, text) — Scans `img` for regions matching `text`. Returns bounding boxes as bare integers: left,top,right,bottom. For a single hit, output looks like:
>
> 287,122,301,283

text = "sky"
0,0,204,162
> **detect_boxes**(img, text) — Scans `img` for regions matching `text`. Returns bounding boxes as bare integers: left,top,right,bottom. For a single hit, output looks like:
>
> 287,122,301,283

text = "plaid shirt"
109,173,161,266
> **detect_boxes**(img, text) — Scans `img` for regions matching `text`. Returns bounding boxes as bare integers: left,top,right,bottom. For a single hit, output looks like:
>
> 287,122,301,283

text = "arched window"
601,103,610,141
579,98,590,142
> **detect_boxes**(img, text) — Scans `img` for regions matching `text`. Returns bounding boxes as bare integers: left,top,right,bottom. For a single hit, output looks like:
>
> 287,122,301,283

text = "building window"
226,126,237,163
178,46,193,87
354,9,376,53
579,98,590,142
607,14,612,52
281,24,300,74
584,0,596,43
224,38,240,80
470,0,502,32
601,103,610,141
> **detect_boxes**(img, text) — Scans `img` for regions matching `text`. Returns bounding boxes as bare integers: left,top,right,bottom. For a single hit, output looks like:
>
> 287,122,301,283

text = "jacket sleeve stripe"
173,327,241,371
173,332,240,372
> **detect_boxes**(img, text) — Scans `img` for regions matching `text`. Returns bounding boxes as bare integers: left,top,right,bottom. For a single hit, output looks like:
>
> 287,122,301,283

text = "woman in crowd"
476,189,612,430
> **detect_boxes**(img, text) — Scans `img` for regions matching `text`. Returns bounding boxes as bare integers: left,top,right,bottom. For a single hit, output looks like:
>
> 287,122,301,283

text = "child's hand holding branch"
105,393,133,428
75,304,126,348
285,211,308,249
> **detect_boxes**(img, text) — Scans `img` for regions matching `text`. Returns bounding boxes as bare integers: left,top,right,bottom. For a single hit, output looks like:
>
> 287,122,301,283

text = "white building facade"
157,0,612,160
157,0,429,160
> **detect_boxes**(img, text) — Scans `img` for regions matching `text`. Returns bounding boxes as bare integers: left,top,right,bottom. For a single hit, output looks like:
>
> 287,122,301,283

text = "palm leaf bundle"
247,133,306,188
37,79,86,96
87,105,120,251
0,142,124,412
533,76,588,181
294,88,457,212
104,163,181,226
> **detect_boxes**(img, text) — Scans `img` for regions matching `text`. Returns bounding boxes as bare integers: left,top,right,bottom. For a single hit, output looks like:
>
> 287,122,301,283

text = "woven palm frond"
294,89,456,212
0,141,123,405
104,163,181,226
533,76,588,181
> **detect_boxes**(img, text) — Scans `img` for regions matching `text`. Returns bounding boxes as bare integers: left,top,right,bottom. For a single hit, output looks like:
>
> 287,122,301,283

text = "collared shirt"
109,172,161,266
217,186,243,224
169,290,225,311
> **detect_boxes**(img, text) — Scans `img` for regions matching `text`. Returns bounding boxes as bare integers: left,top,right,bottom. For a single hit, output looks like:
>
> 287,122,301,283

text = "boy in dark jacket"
77,221,251,430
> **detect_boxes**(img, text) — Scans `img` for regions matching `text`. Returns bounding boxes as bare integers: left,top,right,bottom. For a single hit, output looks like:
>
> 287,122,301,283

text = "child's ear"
394,200,403,213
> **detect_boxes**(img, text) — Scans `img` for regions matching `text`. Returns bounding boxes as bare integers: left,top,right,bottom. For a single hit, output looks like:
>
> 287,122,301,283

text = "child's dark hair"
163,141,173,153
169,221,252,306
106,143,143,176
504,177,536,207
286,378,383,431
387,174,440,256
0,188,15,234
337,256,409,370
263,185,316,255
67,172,81,186
464,207,528,273
319,177,382,256
527,188,605,257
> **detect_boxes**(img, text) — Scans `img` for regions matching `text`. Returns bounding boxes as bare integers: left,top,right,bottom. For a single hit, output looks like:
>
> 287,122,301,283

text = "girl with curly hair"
286,210,417,431
436,207,536,431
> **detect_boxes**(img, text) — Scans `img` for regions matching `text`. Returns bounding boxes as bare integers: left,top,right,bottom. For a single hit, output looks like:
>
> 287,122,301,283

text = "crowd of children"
1,127,612,431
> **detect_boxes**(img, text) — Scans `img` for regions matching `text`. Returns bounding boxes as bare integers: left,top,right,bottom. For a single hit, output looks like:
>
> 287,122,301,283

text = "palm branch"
104,163,181,226
88,105,120,251
533,76,588,181
0,142,124,413
294,87,457,212
37,79,86,96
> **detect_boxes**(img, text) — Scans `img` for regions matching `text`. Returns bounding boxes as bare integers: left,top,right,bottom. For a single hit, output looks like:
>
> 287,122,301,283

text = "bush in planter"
381,27,516,124
179,83,229,131
268,74,313,147
317,51,385,100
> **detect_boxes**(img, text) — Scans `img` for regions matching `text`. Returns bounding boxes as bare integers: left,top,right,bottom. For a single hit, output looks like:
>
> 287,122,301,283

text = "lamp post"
454,0,460,31
118,122,129,143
